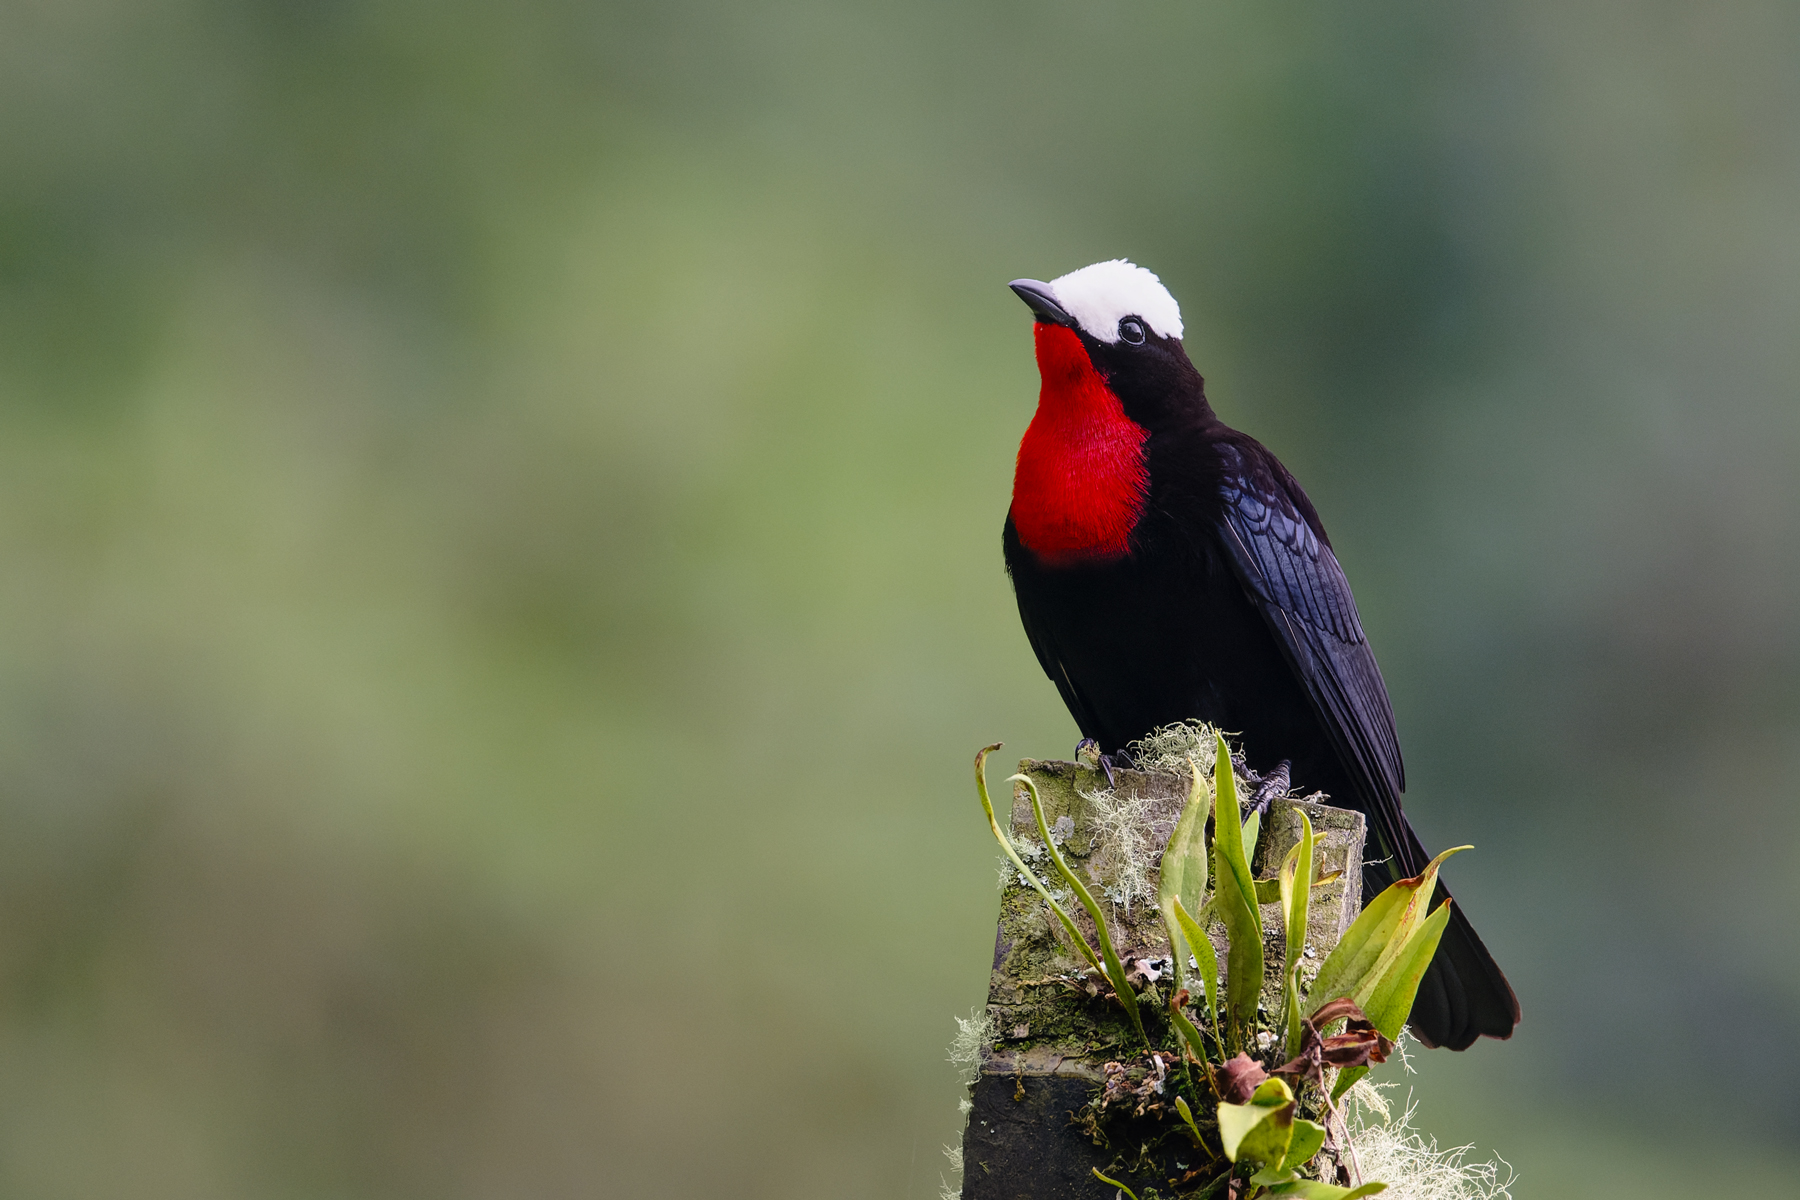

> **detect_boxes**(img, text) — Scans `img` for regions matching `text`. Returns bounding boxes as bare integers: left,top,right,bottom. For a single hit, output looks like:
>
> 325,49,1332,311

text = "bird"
1000,259,1518,1051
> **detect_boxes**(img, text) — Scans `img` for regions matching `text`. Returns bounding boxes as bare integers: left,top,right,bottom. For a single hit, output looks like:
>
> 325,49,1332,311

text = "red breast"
1009,323,1149,567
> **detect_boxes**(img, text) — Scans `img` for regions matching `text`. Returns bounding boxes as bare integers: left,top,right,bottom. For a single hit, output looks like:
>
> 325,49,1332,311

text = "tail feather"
1407,888,1519,1049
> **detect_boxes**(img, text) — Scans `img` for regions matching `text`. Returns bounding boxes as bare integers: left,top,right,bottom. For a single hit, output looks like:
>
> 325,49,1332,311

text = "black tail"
1359,835,1520,1050
1407,884,1519,1050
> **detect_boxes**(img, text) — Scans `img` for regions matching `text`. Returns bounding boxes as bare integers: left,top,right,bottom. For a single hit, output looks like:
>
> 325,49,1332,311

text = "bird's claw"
1097,748,1136,789
1075,739,1134,788
1244,760,1292,818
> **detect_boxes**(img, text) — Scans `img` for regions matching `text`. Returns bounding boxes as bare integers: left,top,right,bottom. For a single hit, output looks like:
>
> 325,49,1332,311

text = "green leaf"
1174,1094,1210,1152
1210,735,1264,1040
1249,1116,1326,1186
1308,846,1469,1015
1306,882,1406,1013
1362,898,1454,1040
1167,897,1221,1053
1159,759,1212,1002
1330,1065,1367,1104
1091,1168,1142,1200
1250,1165,1300,1187
1281,1117,1327,1172
1218,1077,1296,1166
1327,898,1455,1102
1256,868,1342,905
1278,813,1315,1055
973,747,1104,979
1263,1180,1388,1199
1159,756,1211,919
1011,772,1150,1050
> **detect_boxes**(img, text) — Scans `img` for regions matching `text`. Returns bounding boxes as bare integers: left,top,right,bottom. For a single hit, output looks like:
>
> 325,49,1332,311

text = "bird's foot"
1074,739,1135,788
1097,748,1137,789
1244,759,1292,818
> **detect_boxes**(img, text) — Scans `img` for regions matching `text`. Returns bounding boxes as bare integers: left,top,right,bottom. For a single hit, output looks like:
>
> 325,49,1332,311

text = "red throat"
1010,323,1149,567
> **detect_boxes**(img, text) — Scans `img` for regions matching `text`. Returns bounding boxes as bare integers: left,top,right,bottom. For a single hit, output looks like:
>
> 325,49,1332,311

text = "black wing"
1211,443,1418,877
1215,442,1519,1048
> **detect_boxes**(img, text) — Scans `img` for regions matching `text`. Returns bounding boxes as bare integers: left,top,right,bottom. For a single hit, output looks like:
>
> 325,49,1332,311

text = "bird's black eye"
1118,318,1146,345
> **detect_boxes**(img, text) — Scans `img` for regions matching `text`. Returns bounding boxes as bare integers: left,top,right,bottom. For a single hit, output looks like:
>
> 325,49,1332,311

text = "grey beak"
1009,279,1075,327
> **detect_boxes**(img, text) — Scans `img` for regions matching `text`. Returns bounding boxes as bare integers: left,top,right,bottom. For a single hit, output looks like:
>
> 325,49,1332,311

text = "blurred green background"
0,1,1797,1196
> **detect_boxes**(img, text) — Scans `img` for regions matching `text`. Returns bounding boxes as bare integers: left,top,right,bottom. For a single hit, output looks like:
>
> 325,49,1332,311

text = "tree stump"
959,758,1367,1199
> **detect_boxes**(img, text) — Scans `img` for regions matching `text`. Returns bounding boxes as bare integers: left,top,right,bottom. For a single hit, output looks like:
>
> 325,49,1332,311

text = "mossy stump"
959,758,1367,1199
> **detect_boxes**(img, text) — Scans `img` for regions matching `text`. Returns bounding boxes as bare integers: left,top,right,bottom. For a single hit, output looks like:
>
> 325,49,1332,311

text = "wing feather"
1213,445,1415,875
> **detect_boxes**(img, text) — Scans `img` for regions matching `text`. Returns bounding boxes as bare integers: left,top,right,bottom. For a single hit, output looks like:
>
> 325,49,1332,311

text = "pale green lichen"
1080,781,1165,912
996,837,1052,889
947,1006,995,1087
1343,1076,1392,1125
938,1140,964,1200
1126,719,1227,777
1075,721,1226,913
1345,1084,1516,1200
941,1008,996,1200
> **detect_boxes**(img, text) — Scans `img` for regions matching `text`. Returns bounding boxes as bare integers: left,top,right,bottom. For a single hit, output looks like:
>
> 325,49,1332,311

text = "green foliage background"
0,2,1797,1195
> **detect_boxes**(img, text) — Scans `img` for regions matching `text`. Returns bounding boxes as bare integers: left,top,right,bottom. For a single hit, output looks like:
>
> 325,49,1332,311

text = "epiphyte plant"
974,732,1462,1198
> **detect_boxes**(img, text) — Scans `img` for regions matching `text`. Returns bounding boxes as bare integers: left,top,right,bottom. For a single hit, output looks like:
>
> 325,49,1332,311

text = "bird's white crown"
1048,259,1183,343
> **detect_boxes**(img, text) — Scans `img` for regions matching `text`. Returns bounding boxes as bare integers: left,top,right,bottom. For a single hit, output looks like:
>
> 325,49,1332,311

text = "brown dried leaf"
1307,996,1368,1029
1216,1052,1270,1104
1334,1019,1393,1065
1271,1002,1394,1082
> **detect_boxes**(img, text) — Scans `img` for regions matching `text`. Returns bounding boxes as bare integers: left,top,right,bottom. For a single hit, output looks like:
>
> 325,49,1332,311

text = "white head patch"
1048,259,1183,343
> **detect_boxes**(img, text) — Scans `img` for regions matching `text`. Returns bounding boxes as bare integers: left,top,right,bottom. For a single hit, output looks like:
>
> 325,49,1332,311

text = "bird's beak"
1009,279,1076,327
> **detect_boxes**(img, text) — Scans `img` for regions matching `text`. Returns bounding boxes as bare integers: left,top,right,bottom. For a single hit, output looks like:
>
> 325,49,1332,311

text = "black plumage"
1002,279,1519,1050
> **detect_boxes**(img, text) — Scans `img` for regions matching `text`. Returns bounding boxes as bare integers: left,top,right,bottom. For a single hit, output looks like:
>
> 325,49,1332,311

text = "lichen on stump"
959,756,1367,1199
